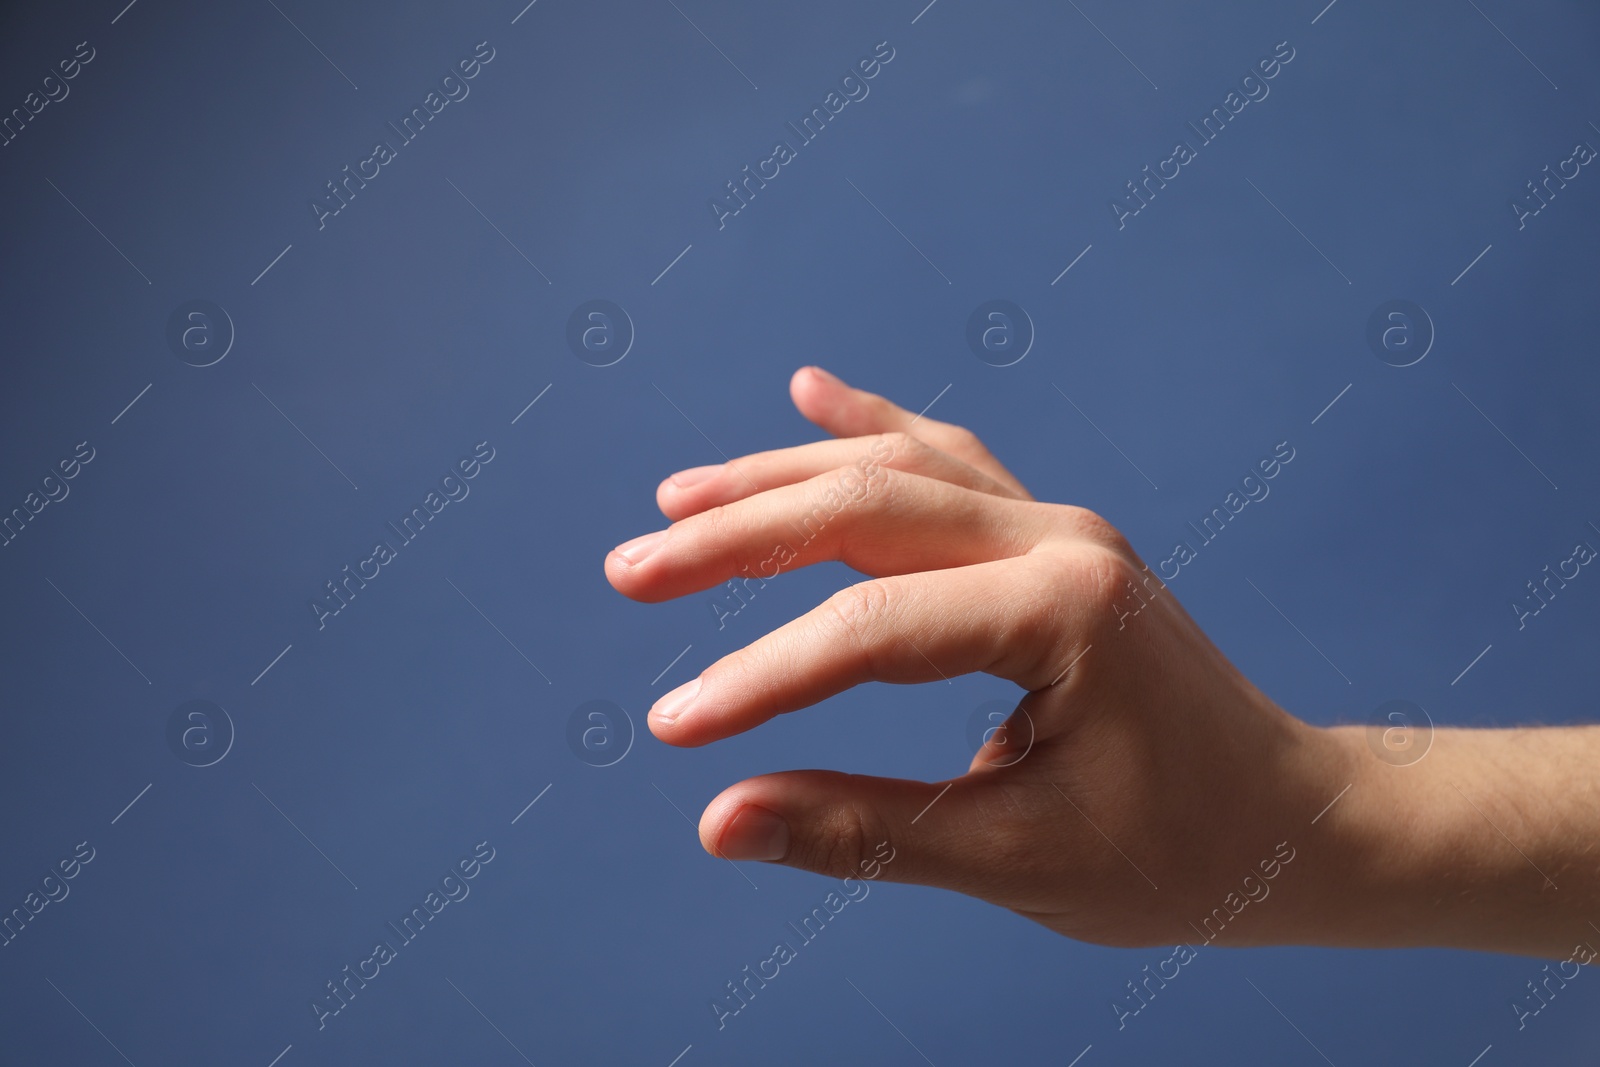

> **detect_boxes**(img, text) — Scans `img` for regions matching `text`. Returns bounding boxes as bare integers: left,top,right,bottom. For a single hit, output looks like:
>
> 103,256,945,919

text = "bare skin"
605,366,1600,960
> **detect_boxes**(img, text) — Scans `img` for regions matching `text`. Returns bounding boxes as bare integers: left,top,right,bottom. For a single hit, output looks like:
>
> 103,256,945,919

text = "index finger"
647,555,1089,746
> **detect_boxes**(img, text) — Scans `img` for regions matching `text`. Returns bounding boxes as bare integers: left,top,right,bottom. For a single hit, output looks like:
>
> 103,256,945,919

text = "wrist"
1292,725,1594,957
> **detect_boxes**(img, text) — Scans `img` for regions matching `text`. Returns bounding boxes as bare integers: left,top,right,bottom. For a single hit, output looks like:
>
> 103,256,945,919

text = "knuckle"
1056,505,1132,552
796,794,876,878
685,502,736,554
843,463,901,518
870,459,905,496
825,581,893,645
820,581,897,679
945,423,985,453
1053,546,1138,615
690,499,732,535
818,464,876,519
1023,546,1140,638
831,460,870,489
877,430,914,459
1079,549,1154,642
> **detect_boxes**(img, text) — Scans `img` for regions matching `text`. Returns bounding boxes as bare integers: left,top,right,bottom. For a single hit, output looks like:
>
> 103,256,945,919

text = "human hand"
608,367,1600,959
606,366,1369,949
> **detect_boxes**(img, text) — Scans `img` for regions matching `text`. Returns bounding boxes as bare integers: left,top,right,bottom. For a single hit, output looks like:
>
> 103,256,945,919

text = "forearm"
1294,725,1600,958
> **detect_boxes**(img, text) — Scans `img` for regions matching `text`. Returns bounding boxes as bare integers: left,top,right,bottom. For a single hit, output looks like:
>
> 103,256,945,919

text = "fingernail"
719,806,790,862
808,365,840,384
670,464,723,488
651,676,701,725
613,530,667,565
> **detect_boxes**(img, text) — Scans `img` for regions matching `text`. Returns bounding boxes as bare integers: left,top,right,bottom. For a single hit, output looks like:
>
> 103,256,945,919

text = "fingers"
789,366,1032,499
611,467,1052,604
656,432,1022,522
647,556,1087,746
699,769,1018,898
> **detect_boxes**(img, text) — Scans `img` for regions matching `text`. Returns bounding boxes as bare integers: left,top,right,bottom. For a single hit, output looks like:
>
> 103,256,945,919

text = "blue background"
2,0,1598,1063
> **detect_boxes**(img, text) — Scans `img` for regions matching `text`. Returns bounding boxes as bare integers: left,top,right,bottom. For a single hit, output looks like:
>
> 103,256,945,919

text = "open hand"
607,367,1368,949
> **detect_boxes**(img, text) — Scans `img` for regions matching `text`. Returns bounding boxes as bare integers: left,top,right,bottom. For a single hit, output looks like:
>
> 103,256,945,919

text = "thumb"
698,769,1012,896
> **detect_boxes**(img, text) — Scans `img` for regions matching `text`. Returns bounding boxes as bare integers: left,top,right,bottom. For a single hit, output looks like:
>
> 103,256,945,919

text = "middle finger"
610,467,1052,603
